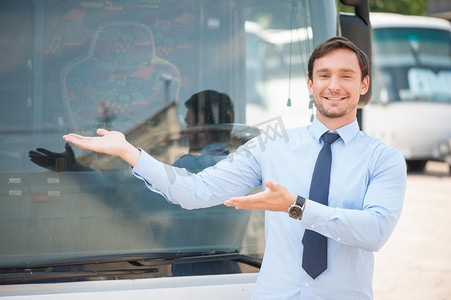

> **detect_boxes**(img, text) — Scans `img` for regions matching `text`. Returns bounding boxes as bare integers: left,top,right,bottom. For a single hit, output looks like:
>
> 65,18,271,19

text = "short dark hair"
308,36,369,81
185,90,234,141
185,90,234,125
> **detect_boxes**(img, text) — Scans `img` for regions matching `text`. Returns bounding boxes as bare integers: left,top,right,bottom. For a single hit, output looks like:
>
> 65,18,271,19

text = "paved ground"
373,162,451,300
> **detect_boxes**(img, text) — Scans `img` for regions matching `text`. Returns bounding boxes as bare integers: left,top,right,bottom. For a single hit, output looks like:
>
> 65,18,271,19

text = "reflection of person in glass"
174,90,234,173
28,90,242,276
28,90,234,175
172,90,241,276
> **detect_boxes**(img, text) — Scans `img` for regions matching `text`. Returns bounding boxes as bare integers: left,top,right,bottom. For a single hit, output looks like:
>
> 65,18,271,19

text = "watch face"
289,205,302,219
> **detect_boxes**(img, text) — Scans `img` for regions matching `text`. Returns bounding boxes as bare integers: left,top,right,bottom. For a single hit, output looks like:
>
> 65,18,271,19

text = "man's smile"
323,96,347,101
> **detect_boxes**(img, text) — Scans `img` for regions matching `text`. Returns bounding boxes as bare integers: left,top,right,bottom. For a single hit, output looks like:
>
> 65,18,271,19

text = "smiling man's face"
307,48,369,129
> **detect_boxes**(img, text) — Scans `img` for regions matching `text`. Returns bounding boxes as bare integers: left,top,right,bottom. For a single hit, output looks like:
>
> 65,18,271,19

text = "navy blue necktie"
302,132,340,279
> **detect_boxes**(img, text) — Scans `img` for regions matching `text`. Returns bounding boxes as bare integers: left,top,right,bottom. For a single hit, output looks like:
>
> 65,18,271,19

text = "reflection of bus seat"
61,22,181,134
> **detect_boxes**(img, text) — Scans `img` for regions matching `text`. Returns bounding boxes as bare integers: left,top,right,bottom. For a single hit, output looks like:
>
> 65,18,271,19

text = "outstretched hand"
29,143,88,172
63,128,141,167
224,179,296,212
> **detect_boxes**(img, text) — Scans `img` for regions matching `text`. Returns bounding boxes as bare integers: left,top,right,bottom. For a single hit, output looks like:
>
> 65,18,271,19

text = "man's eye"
319,74,328,78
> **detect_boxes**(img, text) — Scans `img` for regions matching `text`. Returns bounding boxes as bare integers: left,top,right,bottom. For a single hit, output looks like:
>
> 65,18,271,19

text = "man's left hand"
224,179,296,212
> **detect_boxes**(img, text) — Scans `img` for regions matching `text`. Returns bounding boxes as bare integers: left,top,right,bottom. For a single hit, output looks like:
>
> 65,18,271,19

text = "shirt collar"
309,117,360,145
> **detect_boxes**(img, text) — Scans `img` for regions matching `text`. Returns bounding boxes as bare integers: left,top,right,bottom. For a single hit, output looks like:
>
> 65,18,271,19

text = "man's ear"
307,77,313,94
360,75,370,95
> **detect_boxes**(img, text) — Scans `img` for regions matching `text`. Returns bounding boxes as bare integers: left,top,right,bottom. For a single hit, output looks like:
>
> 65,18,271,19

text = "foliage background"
339,0,427,16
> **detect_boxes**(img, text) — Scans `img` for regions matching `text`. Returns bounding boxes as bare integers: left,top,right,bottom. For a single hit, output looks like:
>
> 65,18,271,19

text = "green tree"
340,0,427,16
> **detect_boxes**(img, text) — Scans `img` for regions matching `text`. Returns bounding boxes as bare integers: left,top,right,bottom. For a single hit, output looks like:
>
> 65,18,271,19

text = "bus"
0,0,370,298
362,13,451,173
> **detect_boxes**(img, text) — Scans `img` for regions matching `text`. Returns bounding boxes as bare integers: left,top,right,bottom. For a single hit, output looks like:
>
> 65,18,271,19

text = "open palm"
63,129,128,157
225,180,296,212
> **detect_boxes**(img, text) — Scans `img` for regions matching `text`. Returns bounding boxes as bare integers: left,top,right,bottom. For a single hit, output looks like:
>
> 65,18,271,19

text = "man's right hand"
63,128,141,167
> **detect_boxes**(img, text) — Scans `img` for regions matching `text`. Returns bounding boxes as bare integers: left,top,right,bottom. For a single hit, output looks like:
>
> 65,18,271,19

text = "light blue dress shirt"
132,117,407,300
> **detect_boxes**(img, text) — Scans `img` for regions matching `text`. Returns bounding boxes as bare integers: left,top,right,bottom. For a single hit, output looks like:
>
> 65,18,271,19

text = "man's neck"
316,114,356,130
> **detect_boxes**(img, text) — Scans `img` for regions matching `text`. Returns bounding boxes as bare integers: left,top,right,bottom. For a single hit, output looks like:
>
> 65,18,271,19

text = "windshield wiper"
131,251,262,269
0,251,262,284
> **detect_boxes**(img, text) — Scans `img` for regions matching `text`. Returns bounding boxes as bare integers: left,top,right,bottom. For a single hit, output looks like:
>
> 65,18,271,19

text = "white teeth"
327,97,343,100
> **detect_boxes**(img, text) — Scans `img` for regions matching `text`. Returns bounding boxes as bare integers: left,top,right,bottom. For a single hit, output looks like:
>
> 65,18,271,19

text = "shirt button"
310,224,315,229
305,283,309,287
337,237,342,241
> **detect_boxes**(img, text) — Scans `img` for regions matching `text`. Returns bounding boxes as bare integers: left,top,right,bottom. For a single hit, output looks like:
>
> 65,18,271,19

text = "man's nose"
328,75,341,92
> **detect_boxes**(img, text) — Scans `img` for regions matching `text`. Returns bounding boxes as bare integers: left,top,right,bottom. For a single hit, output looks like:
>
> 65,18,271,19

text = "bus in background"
0,0,370,298
362,13,451,173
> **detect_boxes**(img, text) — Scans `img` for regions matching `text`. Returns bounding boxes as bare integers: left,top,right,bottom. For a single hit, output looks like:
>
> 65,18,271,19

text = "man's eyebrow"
315,68,357,73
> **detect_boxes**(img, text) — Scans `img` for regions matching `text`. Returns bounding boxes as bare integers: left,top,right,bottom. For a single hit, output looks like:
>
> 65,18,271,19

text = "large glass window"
0,0,337,283
372,27,451,104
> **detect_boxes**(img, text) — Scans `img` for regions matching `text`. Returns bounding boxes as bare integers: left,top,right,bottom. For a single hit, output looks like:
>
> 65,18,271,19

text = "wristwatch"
288,195,306,220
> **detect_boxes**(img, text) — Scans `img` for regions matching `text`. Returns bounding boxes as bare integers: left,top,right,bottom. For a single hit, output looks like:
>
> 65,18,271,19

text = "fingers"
224,195,251,206
63,134,81,144
225,190,270,210
65,143,75,156
225,180,295,212
63,133,89,140
28,151,54,170
265,179,284,193
225,194,249,207
224,194,259,210
29,157,50,170
224,198,238,208
265,179,276,190
96,128,109,136
29,150,50,162
63,128,110,141
63,133,94,147
63,135,94,151
35,148,59,157
63,129,106,146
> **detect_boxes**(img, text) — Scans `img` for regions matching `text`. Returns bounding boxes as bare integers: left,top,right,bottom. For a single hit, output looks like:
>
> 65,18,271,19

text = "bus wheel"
406,160,427,173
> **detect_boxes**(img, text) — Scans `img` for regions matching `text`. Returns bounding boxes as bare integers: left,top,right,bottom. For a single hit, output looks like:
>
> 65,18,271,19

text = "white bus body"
0,0,370,298
0,273,258,299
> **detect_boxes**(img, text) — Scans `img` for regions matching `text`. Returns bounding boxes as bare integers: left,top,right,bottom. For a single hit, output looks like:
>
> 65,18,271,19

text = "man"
64,36,406,299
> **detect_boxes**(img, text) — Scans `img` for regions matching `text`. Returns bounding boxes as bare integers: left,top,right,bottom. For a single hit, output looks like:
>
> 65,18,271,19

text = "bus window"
372,27,451,103
0,0,340,285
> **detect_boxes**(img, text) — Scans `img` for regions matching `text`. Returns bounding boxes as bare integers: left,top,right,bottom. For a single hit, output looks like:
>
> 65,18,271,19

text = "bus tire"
406,160,427,173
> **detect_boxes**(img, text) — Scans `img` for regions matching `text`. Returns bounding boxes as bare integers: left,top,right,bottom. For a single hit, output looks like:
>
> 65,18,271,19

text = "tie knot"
321,132,340,145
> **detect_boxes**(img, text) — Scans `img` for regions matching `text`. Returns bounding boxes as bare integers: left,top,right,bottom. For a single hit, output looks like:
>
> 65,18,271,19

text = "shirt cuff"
301,199,334,235
132,148,164,184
